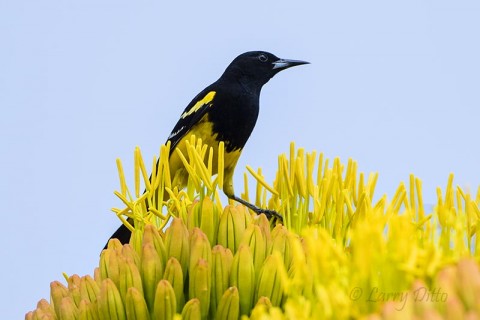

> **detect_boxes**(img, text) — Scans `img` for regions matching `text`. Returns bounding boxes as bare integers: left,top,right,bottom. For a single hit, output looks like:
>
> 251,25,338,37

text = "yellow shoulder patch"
181,91,216,119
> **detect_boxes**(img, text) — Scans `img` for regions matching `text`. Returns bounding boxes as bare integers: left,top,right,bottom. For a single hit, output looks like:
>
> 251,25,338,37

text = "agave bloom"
27,137,480,319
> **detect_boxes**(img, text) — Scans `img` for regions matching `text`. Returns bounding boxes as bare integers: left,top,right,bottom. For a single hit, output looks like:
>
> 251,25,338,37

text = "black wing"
166,88,217,154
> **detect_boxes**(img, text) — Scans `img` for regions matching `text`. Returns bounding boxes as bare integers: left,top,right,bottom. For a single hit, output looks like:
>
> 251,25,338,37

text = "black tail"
103,223,132,250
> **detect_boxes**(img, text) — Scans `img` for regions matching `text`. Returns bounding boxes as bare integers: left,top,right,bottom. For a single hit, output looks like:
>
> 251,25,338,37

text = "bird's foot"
230,195,283,223
254,207,283,222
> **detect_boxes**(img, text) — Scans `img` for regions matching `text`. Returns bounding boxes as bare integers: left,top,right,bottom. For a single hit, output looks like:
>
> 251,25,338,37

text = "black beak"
272,58,310,71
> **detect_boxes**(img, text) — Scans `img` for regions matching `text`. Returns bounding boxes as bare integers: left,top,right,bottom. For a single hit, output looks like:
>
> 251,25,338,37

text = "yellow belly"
168,115,242,196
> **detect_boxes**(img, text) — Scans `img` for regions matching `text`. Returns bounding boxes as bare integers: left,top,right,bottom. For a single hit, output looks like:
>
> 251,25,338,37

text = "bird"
106,51,309,247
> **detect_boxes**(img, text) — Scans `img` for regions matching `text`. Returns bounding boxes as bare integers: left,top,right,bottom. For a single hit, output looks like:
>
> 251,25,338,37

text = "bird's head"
221,51,309,91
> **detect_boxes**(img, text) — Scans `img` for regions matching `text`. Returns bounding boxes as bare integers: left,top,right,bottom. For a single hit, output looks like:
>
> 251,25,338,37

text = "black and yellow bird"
106,51,309,246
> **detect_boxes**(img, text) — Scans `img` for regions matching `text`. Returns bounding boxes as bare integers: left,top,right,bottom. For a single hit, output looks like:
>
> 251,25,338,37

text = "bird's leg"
229,195,283,222
223,166,283,222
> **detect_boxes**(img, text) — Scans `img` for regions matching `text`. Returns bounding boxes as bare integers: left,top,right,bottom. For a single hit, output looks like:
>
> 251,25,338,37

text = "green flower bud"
125,287,151,320
97,279,126,320
131,226,145,255
199,197,219,245
240,224,268,277
254,214,272,243
143,224,167,265
215,287,239,320
256,253,287,307
79,275,100,304
217,205,249,254
50,281,69,317
456,258,480,311
78,299,96,320
445,297,466,319
270,225,294,271
230,244,255,316
58,297,78,320
94,268,102,287
181,298,201,320
255,296,273,308
435,265,458,316
186,201,199,231
118,256,144,304
189,259,211,319
163,257,185,312
211,245,234,316
165,218,190,281
153,279,177,320
286,236,313,299
99,248,121,287
26,299,55,320
250,296,273,320
141,243,164,312
105,238,123,251
189,228,212,282
121,244,140,267
66,274,82,307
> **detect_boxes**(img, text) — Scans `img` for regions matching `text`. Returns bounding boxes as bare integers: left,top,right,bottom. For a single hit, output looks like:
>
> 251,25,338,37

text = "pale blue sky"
2,0,480,317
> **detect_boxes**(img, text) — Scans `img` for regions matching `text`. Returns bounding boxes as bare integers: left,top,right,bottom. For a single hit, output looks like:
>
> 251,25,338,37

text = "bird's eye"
258,54,268,62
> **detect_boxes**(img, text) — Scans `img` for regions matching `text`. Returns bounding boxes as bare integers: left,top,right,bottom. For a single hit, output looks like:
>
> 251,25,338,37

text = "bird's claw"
257,208,283,222
230,195,283,223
